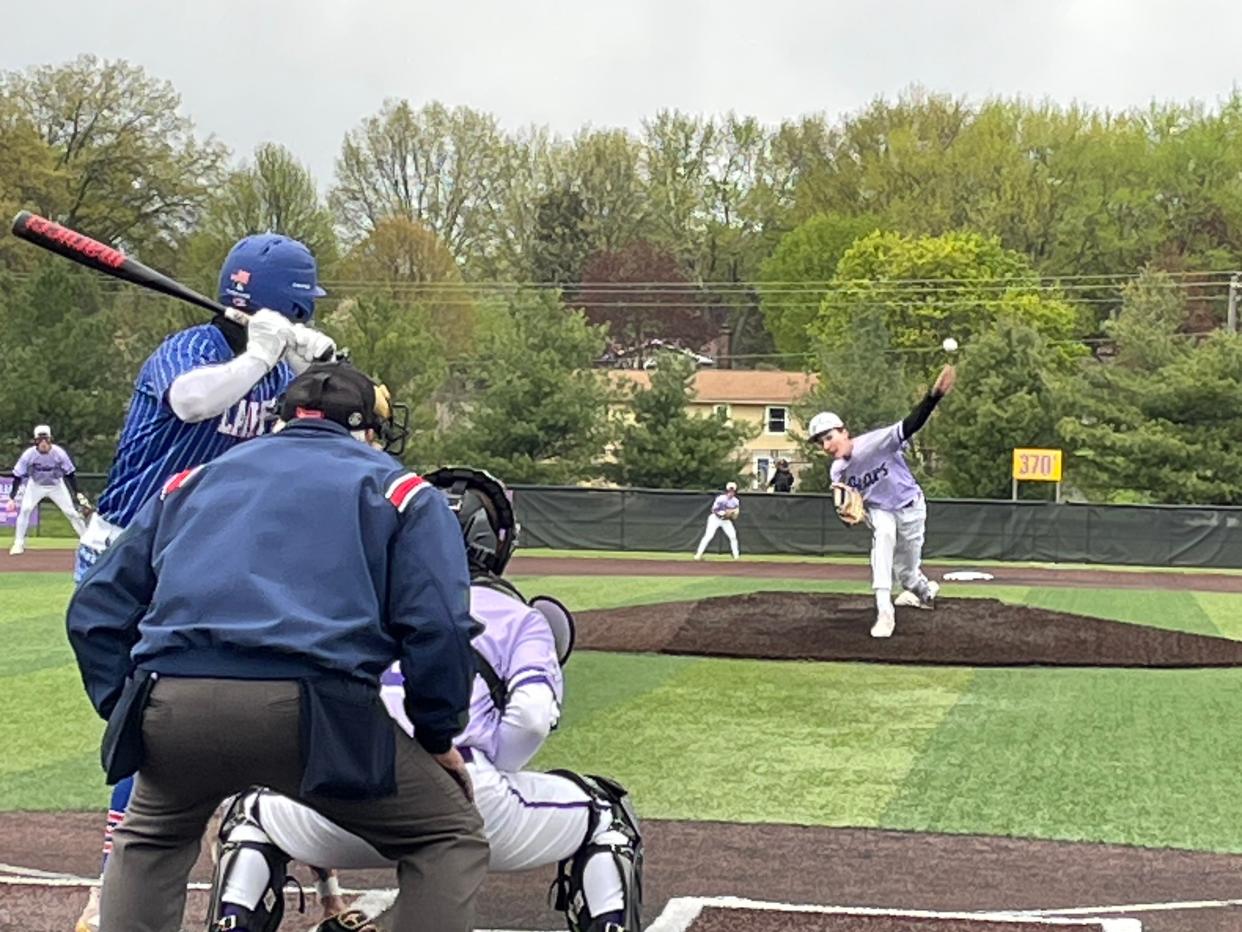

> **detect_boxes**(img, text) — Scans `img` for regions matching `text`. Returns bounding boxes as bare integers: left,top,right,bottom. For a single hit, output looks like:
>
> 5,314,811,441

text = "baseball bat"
10,211,249,326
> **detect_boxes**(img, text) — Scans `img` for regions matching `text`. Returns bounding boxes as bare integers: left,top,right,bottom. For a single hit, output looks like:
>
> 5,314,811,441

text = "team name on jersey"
216,398,279,440
847,463,889,492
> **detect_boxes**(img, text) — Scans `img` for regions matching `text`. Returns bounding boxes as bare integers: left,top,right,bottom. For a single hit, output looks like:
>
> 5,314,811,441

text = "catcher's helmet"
425,466,518,576
279,360,409,454
807,411,845,444
218,233,327,323
32,424,52,440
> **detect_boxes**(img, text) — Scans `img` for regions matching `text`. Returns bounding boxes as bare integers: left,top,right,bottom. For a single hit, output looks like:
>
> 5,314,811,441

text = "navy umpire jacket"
67,419,479,791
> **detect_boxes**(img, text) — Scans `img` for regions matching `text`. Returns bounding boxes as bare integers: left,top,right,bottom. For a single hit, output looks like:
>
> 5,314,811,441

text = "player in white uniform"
693,481,741,560
204,467,643,932
807,364,956,638
7,424,89,554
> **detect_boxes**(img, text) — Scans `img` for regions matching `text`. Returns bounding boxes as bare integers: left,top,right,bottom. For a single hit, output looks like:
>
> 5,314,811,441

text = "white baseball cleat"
8,542,23,556
895,581,939,609
870,606,896,638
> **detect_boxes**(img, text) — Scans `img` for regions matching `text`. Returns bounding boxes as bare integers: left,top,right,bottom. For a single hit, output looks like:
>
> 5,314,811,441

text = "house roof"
606,369,818,404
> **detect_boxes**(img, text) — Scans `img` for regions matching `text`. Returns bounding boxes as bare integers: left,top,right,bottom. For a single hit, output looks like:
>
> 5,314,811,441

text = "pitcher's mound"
575,592,1242,667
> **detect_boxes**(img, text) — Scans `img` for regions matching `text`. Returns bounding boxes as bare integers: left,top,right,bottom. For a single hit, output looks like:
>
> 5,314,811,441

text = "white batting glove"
285,324,337,373
245,309,295,369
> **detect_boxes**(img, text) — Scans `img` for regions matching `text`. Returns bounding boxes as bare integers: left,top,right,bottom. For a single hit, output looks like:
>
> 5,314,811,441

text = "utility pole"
1229,273,1240,334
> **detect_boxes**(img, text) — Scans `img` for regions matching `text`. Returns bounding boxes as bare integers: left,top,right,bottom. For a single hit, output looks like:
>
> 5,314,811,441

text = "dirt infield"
9,549,1242,593
3,816,1242,931
574,591,1242,667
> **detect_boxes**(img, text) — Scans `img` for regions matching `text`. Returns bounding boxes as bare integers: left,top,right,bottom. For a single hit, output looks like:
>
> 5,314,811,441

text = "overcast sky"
5,0,1241,185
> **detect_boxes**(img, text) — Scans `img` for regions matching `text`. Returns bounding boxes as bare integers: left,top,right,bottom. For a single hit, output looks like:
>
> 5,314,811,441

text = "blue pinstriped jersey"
96,324,293,527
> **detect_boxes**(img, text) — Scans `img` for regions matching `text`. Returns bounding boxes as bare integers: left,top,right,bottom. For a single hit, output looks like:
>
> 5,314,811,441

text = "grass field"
5,570,1242,854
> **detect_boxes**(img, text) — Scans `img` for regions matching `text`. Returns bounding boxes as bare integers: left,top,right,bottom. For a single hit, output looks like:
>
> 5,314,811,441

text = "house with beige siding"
606,370,819,488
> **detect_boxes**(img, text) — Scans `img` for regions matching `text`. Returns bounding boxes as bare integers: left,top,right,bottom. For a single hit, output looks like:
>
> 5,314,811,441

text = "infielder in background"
693,480,741,560
206,466,642,932
7,424,89,555
72,232,336,932
807,364,956,639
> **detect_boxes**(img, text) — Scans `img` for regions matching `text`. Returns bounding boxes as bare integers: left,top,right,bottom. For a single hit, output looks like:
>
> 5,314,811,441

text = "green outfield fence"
508,485,1242,568
13,475,1242,568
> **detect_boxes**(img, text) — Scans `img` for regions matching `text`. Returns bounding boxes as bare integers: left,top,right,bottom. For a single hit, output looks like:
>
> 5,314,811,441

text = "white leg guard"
547,771,643,932
207,789,298,932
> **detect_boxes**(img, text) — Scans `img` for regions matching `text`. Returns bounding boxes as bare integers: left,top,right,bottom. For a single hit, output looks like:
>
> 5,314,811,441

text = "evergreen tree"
435,292,611,484
607,353,756,489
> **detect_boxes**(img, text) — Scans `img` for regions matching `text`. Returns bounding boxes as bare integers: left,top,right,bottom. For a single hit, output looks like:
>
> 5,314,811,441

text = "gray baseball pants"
98,677,488,932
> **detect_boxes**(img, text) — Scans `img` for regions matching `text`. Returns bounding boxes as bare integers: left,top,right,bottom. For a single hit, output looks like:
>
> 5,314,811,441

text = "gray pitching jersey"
829,423,922,511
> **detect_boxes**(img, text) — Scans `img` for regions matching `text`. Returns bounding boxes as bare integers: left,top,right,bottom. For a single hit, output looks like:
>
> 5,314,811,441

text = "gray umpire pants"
99,677,488,932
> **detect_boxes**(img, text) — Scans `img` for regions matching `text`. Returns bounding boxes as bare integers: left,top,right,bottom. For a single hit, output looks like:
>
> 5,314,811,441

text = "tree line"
3,56,1241,504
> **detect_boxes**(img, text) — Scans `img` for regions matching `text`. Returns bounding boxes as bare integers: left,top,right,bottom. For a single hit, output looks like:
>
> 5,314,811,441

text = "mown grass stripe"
881,665,1242,852
538,656,973,826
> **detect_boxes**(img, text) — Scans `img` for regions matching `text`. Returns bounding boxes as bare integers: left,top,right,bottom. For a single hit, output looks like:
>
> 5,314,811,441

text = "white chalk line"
644,896,1141,931
1010,898,1242,916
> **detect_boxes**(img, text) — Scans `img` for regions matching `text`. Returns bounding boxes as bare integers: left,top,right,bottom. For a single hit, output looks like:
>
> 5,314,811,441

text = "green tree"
0,56,226,256
330,99,505,257
435,292,611,483
318,295,450,461
759,212,882,355
811,231,1083,380
181,143,338,295
930,321,1073,499
796,309,915,493
0,263,130,471
528,185,591,286
1055,268,1242,503
607,353,756,489
331,217,476,357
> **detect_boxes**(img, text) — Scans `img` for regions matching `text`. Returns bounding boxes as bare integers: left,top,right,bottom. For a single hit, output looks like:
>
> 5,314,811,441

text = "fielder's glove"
314,909,378,932
831,483,865,526
720,508,739,520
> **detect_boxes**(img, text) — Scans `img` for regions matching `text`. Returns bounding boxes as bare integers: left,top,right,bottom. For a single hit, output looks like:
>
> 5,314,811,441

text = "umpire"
66,361,488,932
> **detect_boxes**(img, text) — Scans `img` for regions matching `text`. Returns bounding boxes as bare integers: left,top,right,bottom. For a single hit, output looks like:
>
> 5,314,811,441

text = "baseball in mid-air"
942,337,959,353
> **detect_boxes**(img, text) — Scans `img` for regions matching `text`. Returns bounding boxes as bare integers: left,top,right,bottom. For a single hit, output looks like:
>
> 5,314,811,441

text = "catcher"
808,364,956,638
693,480,742,560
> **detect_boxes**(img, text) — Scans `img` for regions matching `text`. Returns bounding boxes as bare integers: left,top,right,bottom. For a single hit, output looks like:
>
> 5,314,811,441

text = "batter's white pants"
695,514,739,558
13,480,85,545
868,497,930,594
233,754,625,918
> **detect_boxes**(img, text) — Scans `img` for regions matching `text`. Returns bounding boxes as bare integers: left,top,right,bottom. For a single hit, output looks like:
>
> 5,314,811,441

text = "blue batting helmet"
217,233,327,323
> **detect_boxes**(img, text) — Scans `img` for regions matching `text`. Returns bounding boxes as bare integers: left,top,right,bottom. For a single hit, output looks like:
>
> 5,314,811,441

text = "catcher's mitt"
831,483,865,526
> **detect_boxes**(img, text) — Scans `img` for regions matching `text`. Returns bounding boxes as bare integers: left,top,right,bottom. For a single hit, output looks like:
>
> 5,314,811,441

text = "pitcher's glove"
831,483,865,526
75,492,94,521
314,909,378,932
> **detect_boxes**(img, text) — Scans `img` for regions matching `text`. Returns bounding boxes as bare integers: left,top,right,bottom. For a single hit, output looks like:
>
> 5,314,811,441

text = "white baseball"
942,337,959,353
